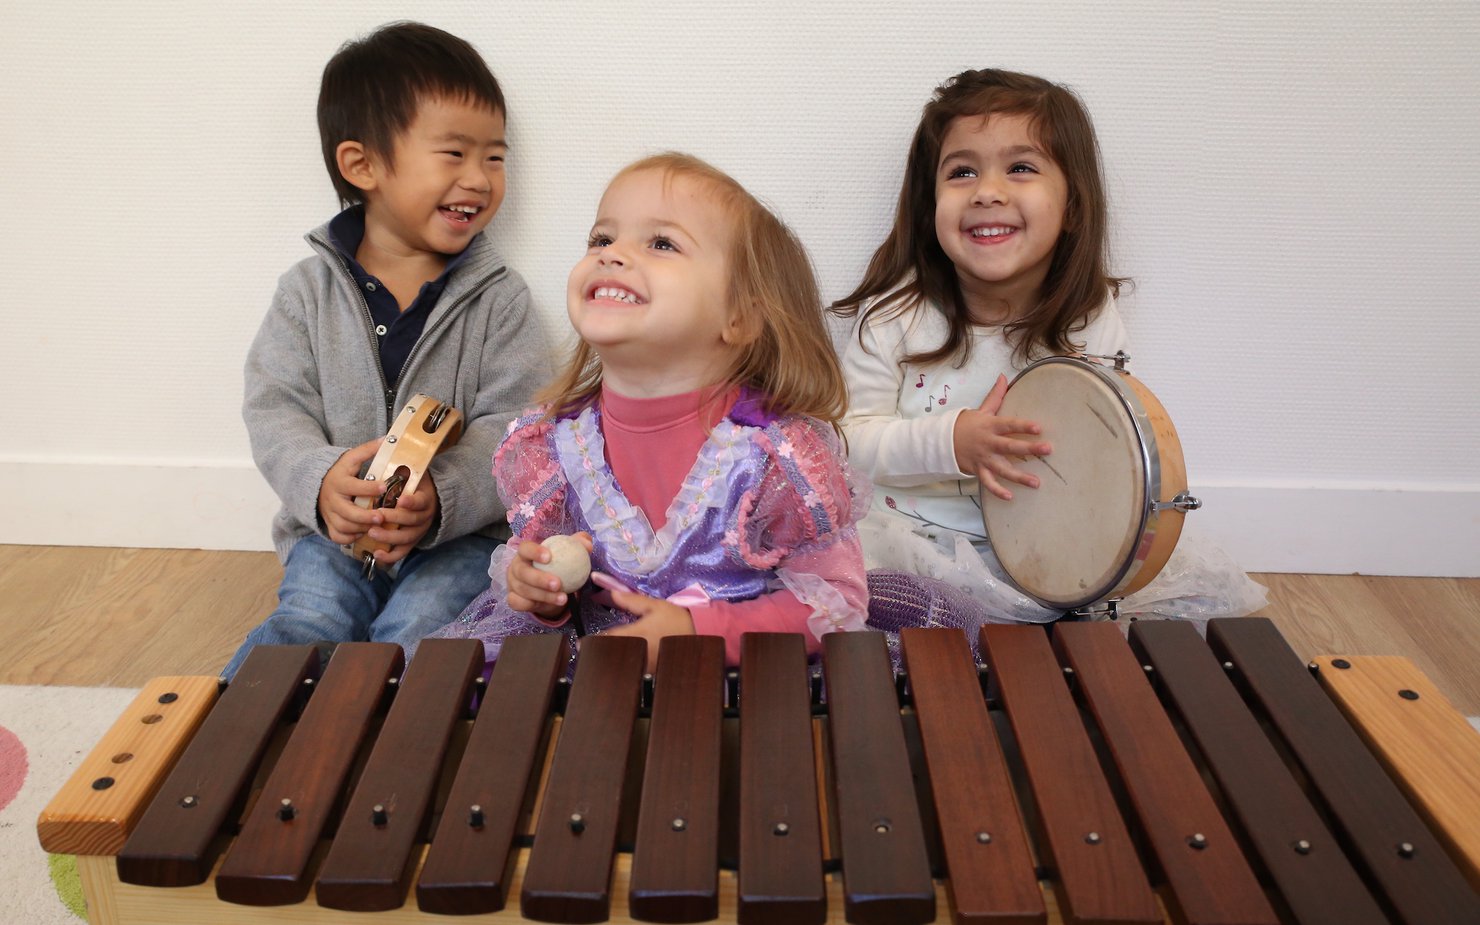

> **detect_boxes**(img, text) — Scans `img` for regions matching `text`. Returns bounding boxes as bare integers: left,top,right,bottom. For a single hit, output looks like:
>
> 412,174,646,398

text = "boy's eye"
442,150,463,159
651,236,677,252
587,233,612,248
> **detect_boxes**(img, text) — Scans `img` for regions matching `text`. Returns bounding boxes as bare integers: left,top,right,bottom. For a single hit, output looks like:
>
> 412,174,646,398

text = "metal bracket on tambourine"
1081,349,1132,371
1071,598,1121,621
1153,491,1202,513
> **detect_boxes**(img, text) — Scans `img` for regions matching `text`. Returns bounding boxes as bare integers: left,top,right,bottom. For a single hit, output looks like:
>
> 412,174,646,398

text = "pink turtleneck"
599,384,815,661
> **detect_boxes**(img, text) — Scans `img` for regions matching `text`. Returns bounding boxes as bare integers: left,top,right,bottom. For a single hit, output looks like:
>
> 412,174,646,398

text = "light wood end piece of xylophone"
37,676,220,856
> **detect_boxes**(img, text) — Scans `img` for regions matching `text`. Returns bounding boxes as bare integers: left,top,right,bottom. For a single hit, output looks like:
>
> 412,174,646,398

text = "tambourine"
346,394,464,579
980,352,1200,614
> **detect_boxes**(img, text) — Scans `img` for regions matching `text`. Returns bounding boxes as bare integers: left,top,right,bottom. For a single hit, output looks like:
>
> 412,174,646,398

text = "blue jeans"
222,533,499,679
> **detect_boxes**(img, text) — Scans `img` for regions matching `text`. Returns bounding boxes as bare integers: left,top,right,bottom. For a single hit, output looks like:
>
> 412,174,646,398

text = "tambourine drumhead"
981,357,1189,610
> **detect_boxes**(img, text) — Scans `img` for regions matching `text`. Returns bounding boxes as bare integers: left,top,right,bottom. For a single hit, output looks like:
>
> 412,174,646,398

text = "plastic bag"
1118,522,1268,625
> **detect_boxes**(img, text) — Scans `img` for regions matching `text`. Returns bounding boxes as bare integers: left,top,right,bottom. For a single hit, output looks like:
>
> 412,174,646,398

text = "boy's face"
567,169,740,396
358,96,507,258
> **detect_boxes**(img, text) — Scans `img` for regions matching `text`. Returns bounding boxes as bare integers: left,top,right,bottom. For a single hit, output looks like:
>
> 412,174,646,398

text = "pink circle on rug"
0,723,27,811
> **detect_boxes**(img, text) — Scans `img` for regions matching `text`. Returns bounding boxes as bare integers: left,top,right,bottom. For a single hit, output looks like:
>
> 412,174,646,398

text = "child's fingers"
977,466,1014,501
990,457,1042,490
976,374,1011,414
508,559,566,605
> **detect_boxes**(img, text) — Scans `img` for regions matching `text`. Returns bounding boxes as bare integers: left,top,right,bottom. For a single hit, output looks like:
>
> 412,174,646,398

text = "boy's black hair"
317,21,505,206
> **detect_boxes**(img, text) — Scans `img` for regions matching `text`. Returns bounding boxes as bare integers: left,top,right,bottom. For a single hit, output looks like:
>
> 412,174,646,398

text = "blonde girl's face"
933,113,1069,323
567,169,742,397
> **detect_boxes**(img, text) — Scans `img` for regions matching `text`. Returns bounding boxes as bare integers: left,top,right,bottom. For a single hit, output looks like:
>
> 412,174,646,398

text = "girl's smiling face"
933,113,1069,323
567,169,742,396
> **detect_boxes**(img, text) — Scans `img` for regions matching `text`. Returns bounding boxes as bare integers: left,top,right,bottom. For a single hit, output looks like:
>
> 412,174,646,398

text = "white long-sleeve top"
840,300,1129,539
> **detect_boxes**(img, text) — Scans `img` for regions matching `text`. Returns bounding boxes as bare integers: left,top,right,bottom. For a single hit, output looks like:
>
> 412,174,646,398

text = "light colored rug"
1,685,139,924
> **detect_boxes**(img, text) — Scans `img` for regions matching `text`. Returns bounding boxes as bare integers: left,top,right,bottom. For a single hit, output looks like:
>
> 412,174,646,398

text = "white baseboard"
3,462,1477,577
1187,482,1479,578
6,460,279,552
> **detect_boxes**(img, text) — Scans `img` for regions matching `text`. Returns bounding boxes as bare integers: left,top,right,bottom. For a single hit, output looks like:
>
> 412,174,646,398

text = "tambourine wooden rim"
347,394,464,577
980,355,1198,611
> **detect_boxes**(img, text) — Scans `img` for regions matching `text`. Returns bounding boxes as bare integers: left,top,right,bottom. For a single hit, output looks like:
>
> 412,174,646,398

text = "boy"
223,22,547,678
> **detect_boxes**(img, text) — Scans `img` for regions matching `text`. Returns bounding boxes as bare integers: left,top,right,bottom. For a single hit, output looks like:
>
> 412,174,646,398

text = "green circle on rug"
49,853,87,919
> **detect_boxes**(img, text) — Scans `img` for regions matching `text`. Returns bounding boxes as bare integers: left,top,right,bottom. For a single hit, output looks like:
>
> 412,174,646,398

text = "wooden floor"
2,545,1477,715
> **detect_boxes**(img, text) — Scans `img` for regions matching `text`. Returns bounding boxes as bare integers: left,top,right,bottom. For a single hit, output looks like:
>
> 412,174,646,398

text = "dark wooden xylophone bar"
1128,620,1390,925
1207,617,1480,925
898,626,1044,925
314,637,483,912
980,624,1161,925
520,633,648,924
821,630,936,925
1052,622,1277,925
215,641,404,906
415,633,569,915
736,633,827,925
629,635,726,923
115,643,318,887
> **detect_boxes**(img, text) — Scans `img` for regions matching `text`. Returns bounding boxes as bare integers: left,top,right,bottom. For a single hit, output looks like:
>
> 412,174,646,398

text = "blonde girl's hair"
541,153,848,425
831,68,1126,366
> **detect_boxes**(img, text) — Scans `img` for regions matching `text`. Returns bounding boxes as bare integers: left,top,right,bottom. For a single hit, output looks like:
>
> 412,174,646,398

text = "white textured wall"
3,1,1477,575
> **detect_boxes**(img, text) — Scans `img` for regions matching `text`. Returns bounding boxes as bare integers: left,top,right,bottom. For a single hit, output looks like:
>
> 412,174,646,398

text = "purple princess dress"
421,392,872,670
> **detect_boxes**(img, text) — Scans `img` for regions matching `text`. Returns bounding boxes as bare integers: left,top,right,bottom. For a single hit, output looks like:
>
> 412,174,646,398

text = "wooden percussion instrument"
349,394,464,579
981,353,1201,614
37,619,1480,925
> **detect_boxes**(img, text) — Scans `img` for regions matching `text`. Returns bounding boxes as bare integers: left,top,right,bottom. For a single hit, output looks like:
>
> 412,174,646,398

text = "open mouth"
588,285,644,305
439,204,482,224
969,224,1017,241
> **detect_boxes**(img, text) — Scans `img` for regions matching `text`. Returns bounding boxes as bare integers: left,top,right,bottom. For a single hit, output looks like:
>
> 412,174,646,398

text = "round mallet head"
533,534,591,593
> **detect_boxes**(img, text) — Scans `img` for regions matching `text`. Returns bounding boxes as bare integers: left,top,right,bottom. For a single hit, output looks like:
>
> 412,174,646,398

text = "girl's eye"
1009,162,1039,174
587,233,612,248
946,165,977,180
651,236,677,252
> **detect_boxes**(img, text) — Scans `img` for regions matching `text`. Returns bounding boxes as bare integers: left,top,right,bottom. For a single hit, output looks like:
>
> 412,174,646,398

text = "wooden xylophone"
37,618,1480,925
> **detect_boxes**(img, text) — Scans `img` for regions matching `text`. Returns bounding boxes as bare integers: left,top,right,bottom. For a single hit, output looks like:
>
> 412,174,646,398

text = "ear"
335,141,378,194
720,308,754,346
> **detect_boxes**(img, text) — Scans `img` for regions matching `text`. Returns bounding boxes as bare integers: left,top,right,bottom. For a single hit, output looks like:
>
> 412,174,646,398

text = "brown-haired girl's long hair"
541,153,849,425
831,68,1125,367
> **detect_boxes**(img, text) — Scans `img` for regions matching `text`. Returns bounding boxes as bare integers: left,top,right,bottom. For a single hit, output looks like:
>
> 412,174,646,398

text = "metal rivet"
372,804,388,826
1188,833,1208,850
774,822,790,836
92,777,114,791
302,678,315,688
671,818,686,832
874,821,891,834
180,795,198,809
469,805,484,828
1399,689,1420,701
1223,661,1235,671
387,435,398,444
976,831,992,844
157,692,179,704
570,813,585,834
278,798,295,821
1398,842,1416,859
1294,839,1312,855
1085,832,1102,845
1332,658,1351,670
1063,666,1075,677
1142,664,1154,674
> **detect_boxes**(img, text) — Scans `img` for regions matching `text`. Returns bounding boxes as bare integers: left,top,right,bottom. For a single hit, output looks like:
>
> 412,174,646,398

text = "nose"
970,173,1006,207
597,243,628,267
459,159,492,192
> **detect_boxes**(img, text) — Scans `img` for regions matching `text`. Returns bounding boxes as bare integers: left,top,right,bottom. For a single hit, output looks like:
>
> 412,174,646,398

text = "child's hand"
952,374,1052,501
317,438,387,544
602,589,696,673
364,472,439,567
507,532,594,618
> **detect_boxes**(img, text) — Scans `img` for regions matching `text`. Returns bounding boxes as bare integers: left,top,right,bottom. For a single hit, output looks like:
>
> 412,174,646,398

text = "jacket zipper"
318,238,506,428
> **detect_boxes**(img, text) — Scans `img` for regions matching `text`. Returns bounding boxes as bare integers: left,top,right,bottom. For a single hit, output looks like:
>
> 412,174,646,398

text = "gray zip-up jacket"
243,220,550,562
